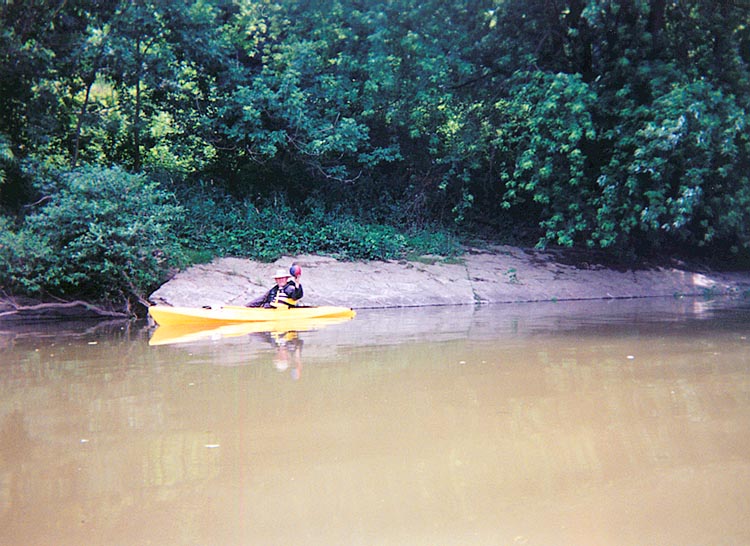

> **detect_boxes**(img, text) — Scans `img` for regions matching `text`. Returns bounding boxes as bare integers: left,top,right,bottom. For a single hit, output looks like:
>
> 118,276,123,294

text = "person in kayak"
245,269,300,308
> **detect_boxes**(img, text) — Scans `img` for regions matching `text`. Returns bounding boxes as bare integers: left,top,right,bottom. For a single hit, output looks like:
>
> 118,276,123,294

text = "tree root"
0,299,130,322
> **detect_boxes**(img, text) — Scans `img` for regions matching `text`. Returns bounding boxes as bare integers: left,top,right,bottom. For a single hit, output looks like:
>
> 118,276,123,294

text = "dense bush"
0,215,55,295
0,166,184,302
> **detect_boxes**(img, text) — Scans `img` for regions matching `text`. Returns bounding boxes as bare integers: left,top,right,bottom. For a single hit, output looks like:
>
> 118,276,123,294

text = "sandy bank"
148,245,750,309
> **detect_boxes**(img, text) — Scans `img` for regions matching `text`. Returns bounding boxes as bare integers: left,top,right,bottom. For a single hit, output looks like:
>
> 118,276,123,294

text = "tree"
476,0,750,255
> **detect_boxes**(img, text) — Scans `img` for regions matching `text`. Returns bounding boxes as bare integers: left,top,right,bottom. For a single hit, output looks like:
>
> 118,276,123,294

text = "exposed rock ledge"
149,245,750,309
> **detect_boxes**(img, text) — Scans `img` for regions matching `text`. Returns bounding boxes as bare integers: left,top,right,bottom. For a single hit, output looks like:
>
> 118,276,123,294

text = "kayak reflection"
148,314,354,346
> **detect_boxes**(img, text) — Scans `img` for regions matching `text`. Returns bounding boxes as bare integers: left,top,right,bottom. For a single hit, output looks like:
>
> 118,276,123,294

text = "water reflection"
1,297,749,545
262,330,304,380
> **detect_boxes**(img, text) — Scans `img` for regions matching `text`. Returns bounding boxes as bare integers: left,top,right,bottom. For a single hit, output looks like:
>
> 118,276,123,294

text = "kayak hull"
148,304,356,327
149,315,354,346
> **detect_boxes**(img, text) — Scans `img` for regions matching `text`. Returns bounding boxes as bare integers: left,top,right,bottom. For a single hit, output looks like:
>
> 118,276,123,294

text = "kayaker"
245,269,299,308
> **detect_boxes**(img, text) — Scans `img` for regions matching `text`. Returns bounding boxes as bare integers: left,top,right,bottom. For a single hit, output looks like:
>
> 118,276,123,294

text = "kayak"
148,304,356,327
149,315,354,346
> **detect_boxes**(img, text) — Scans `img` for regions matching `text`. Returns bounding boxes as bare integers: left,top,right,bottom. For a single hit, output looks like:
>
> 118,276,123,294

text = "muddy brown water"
1,298,749,545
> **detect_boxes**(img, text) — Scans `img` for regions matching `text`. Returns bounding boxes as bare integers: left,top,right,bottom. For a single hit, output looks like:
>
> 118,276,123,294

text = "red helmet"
290,264,302,277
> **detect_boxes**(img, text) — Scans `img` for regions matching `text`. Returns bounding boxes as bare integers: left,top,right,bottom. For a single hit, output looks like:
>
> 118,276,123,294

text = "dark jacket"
247,280,300,308
285,278,303,300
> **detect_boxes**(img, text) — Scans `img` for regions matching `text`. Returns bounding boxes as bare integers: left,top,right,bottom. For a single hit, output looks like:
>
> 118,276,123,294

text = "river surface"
1,297,749,546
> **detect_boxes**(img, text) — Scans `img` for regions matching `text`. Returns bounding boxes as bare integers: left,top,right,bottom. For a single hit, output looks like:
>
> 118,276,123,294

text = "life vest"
271,277,303,307
270,295,297,308
268,283,298,308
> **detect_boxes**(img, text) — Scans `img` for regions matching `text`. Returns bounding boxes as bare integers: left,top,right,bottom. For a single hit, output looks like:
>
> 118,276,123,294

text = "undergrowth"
175,187,462,264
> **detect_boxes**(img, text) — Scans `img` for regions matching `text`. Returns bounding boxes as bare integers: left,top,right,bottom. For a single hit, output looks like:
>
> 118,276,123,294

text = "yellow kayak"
148,304,356,327
149,315,354,346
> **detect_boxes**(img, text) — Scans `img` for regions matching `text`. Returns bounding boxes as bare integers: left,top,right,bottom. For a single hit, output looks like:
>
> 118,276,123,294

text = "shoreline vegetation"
2,3,750,322
3,245,750,323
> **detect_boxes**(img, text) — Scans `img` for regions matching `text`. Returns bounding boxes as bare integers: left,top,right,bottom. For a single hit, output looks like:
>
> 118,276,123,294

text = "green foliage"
596,79,750,252
0,133,12,183
0,215,55,295
479,0,750,255
1,0,750,290
497,71,598,248
0,166,184,301
175,186,461,263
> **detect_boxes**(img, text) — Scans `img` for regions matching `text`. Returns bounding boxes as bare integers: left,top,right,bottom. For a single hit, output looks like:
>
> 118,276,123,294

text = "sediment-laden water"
1,298,749,545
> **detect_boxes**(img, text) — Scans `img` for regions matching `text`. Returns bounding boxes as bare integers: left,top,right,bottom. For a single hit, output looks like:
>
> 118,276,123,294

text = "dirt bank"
148,245,750,309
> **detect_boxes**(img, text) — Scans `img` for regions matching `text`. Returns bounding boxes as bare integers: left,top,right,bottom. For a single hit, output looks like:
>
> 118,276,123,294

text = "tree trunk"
647,0,667,53
71,73,95,168
133,35,142,171
566,0,594,80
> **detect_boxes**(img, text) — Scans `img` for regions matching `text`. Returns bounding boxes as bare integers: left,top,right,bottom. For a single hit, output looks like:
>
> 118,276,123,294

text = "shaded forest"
1,0,749,307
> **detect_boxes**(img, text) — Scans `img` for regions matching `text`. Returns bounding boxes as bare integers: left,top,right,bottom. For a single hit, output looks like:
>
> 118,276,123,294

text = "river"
1,297,749,545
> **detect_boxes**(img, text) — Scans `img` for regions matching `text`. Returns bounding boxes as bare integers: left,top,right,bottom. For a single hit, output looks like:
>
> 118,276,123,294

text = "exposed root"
0,299,130,322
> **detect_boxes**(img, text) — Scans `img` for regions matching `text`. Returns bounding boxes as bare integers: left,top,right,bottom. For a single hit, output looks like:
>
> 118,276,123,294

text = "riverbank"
3,245,749,322
148,245,750,309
